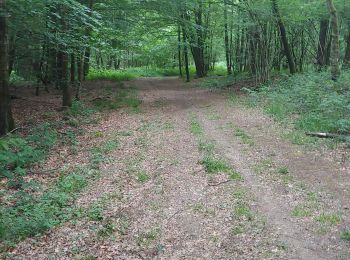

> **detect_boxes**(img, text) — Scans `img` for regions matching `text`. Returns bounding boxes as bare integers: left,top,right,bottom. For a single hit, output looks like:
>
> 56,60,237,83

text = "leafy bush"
251,71,350,134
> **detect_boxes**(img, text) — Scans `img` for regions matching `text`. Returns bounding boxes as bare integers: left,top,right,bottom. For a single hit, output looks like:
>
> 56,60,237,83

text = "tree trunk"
317,19,329,70
58,6,71,108
0,0,14,135
271,0,296,74
182,22,190,82
344,24,350,69
70,53,75,84
177,23,183,77
326,0,340,80
224,0,232,75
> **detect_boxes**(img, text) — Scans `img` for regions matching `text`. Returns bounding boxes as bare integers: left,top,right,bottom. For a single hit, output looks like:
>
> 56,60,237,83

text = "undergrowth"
0,94,123,250
247,71,350,136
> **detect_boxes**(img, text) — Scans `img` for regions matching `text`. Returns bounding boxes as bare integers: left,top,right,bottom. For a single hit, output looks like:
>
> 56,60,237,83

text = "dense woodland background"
1,0,350,252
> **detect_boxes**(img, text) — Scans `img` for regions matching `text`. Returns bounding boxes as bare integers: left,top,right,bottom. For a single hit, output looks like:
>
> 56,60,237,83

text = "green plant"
136,171,150,183
200,156,231,174
341,230,350,241
189,115,203,136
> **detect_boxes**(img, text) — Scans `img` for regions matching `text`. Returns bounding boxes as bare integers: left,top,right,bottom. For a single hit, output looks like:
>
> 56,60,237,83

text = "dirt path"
9,78,350,259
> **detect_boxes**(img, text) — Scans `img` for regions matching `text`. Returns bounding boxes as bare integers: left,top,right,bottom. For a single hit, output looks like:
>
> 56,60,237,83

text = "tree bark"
271,0,296,74
0,0,14,135
326,0,340,80
344,24,350,69
317,19,329,70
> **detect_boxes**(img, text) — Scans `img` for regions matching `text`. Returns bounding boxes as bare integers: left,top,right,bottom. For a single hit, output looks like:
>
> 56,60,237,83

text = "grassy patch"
315,213,342,226
200,156,231,174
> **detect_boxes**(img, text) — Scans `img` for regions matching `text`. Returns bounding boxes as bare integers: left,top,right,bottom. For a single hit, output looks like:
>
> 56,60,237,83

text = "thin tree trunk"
182,22,190,82
326,0,340,80
317,19,329,70
224,0,232,75
271,0,296,74
344,24,350,69
178,23,183,77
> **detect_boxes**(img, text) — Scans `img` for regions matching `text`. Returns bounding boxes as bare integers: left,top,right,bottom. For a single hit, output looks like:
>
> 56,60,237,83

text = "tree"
271,0,296,74
326,0,340,80
0,0,14,135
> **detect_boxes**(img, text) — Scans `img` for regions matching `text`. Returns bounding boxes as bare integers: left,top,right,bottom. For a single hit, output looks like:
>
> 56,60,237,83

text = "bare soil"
7,78,350,259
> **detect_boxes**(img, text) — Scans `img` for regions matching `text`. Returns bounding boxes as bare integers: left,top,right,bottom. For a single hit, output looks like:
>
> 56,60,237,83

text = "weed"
87,207,104,221
234,203,253,221
135,229,159,248
97,222,115,238
136,171,150,183
291,206,312,218
189,115,203,136
233,128,254,146
231,225,244,235
254,159,273,174
200,156,231,174
341,230,350,241
198,141,215,153
315,213,342,226
277,167,289,175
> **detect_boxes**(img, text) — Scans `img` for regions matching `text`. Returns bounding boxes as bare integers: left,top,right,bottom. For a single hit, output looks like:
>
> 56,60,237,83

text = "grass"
233,127,254,146
200,156,231,174
315,213,342,226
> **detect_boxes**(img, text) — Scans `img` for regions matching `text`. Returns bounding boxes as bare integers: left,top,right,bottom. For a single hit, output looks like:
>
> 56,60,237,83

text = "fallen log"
306,132,349,140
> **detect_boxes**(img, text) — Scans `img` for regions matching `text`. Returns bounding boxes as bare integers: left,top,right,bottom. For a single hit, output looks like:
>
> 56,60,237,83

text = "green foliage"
252,72,350,134
87,69,137,81
0,124,57,188
0,167,97,248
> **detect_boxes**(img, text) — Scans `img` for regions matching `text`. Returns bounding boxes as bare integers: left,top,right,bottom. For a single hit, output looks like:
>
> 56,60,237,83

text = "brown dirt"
6,77,350,259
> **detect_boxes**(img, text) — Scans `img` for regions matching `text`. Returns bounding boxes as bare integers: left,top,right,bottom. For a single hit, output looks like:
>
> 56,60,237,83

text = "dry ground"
6,78,350,259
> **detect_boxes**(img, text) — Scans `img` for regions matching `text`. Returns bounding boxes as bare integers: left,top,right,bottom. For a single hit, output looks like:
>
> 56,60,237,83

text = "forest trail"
10,78,350,260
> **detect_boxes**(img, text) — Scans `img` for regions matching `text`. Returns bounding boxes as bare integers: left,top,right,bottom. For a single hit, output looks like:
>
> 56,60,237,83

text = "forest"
1,0,350,259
